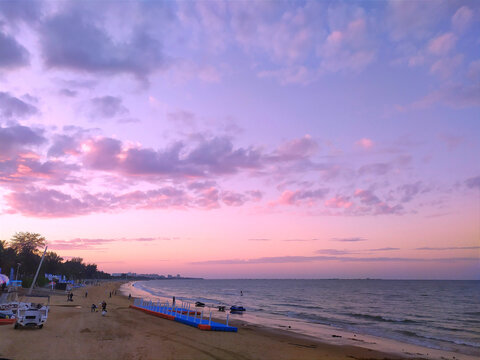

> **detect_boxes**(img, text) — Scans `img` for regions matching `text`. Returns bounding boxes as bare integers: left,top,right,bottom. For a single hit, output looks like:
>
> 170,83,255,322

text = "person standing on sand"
128,293,131,300
85,291,88,298
101,301,107,311
172,296,176,306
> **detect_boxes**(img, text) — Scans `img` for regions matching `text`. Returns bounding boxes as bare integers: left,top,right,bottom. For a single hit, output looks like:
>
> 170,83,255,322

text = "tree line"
0,232,111,287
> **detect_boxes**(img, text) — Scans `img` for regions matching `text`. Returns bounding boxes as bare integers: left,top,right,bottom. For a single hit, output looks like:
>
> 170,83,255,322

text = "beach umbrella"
0,274,9,285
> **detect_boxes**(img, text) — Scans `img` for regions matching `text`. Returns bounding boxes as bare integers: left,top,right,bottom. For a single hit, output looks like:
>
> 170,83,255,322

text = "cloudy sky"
0,0,478,279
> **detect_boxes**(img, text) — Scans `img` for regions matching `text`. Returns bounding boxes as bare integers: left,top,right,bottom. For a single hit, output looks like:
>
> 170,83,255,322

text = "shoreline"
121,281,477,360
0,281,475,360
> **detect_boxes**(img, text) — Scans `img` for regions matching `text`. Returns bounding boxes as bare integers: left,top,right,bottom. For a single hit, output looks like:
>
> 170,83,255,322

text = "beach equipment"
0,302,18,325
230,305,246,313
14,295,50,329
130,298,237,332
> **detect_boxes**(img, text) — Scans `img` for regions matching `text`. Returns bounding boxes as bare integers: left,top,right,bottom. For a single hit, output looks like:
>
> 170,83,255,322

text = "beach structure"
130,298,237,332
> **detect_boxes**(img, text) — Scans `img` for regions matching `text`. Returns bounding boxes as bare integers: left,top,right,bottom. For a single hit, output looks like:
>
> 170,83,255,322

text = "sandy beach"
0,282,473,360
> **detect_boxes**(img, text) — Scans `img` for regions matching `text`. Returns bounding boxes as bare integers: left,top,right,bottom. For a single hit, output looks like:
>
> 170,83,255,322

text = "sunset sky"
0,0,478,279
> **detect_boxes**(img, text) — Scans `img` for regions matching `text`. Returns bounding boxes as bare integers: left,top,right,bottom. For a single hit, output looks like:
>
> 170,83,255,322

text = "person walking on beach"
85,291,88,298
91,304,97,312
128,293,131,300
172,296,176,306
101,301,107,311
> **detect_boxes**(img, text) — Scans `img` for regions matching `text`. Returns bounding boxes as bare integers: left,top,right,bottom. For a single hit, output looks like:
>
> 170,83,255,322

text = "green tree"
0,240,17,275
63,257,85,280
10,232,45,255
10,232,45,278
44,251,64,274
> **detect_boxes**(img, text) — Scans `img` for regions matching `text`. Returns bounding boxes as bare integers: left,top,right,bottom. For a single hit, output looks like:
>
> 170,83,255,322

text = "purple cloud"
84,135,262,178
0,92,38,119
49,237,164,250
317,247,399,255
185,137,262,174
0,124,45,157
0,31,30,68
398,181,424,202
221,191,247,206
40,11,166,79
465,176,480,190
272,135,318,161
332,237,366,242
191,255,478,265
0,1,42,24
83,138,122,170
354,189,403,215
416,246,480,251
47,134,81,158
90,96,128,119
59,89,78,97
274,188,329,206
358,163,391,176
5,182,263,217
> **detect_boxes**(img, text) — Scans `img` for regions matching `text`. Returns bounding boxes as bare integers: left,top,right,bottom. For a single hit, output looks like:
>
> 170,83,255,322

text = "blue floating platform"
130,301,237,332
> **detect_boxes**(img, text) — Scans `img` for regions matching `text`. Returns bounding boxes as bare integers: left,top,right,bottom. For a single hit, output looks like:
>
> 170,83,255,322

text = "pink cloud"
452,6,474,33
355,138,374,149
274,134,318,161
221,191,247,206
49,237,164,251
325,196,353,209
387,1,448,41
430,55,463,78
468,60,480,81
257,66,314,85
319,18,376,72
427,33,457,56
412,83,480,109
273,188,329,207
4,183,262,217
353,189,403,215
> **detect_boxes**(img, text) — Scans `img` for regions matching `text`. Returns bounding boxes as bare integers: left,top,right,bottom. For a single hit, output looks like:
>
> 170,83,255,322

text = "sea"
124,279,480,356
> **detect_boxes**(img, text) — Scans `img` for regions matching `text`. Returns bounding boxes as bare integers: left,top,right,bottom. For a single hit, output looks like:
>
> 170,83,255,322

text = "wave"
396,330,480,349
464,311,480,316
271,303,322,311
348,313,418,324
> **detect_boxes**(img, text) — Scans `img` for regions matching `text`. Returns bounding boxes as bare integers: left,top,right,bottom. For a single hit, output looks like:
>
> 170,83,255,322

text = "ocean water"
126,279,480,356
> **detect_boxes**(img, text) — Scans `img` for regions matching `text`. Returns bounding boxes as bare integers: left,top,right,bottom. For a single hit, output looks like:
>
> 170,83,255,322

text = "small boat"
0,317,16,325
0,302,18,325
195,301,205,307
230,305,246,313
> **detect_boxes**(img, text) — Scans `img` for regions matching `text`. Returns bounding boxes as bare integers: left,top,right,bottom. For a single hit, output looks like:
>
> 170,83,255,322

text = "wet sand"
0,282,471,360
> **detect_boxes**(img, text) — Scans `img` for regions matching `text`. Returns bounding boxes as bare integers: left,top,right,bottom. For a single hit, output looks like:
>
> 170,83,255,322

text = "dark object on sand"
217,306,225,312
195,301,205,307
230,305,246,313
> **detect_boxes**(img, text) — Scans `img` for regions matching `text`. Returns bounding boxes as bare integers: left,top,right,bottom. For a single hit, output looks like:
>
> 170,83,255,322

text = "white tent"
0,274,9,285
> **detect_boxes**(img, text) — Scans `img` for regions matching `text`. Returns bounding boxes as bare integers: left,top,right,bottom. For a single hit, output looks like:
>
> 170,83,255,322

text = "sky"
0,0,479,279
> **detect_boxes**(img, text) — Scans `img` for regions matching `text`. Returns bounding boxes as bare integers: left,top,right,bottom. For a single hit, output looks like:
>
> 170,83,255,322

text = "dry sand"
0,282,470,360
